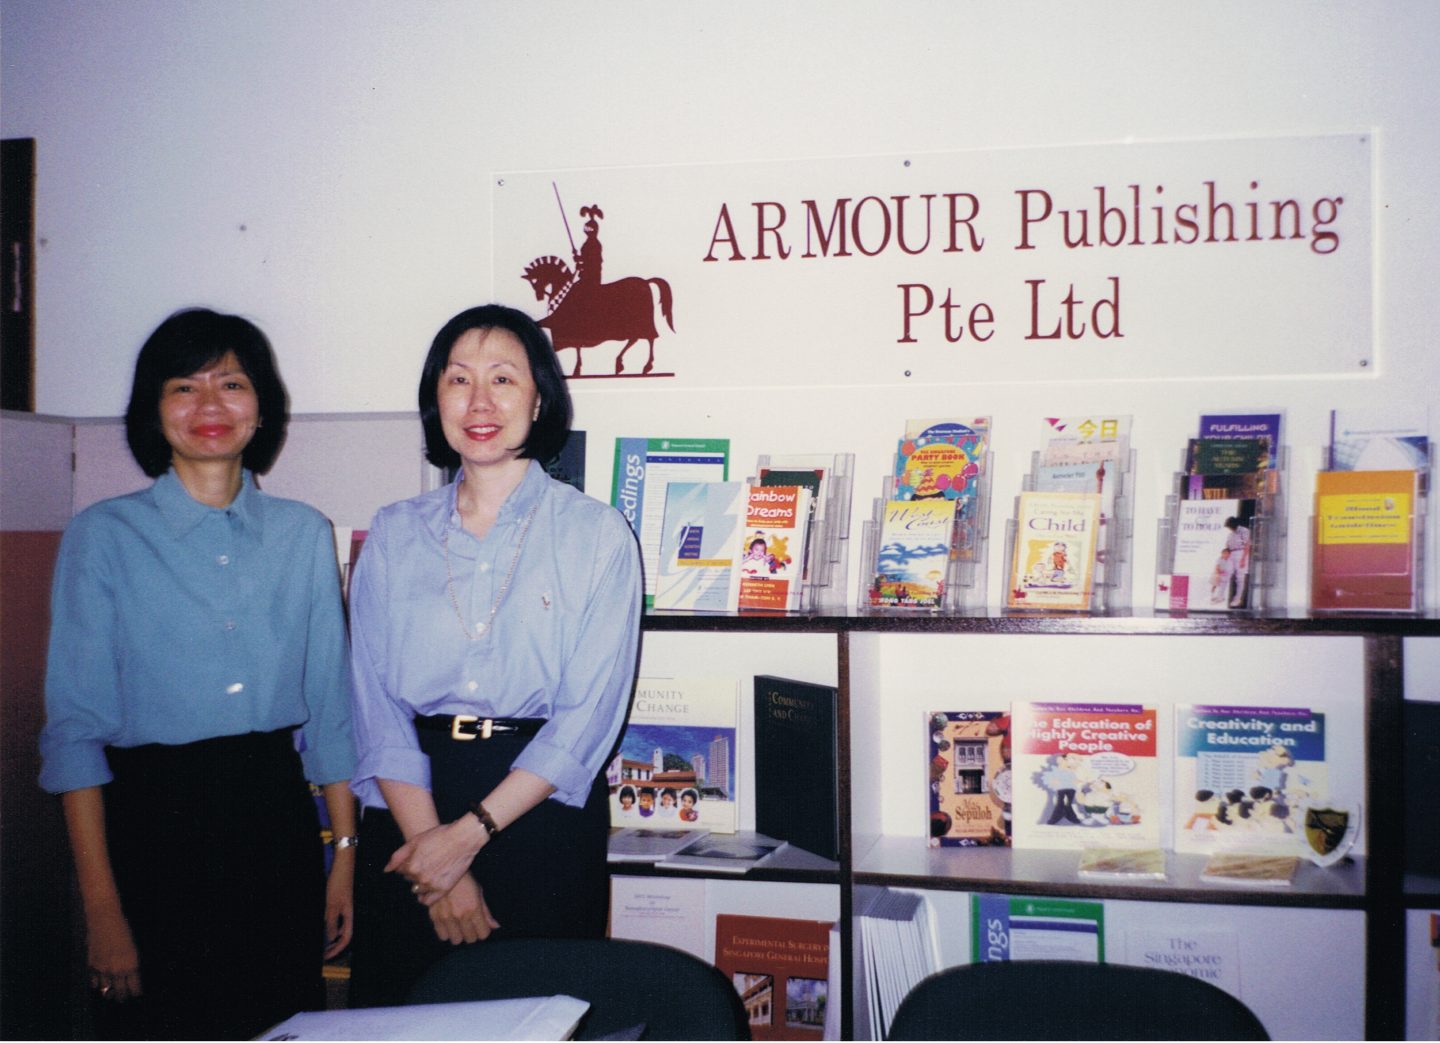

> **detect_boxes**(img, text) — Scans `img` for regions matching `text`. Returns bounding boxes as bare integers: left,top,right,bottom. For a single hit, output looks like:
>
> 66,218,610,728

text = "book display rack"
1310,444,1431,614
753,453,855,612
857,419,994,614
634,608,1439,1041
1155,443,1289,615
1003,447,1136,616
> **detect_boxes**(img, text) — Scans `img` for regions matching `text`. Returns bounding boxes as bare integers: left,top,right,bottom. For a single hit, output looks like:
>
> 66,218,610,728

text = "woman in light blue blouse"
347,305,642,1006
38,309,356,1040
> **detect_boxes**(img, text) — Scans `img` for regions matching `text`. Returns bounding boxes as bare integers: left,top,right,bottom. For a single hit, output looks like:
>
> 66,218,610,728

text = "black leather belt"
414,714,546,742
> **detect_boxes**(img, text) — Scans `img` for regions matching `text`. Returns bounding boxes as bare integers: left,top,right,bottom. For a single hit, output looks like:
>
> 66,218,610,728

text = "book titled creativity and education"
607,677,739,833
1011,701,1159,851
1174,704,1326,858
715,914,832,1041
927,711,1011,847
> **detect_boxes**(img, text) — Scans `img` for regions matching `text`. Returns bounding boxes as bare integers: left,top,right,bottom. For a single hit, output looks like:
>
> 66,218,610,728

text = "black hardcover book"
753,674,839,861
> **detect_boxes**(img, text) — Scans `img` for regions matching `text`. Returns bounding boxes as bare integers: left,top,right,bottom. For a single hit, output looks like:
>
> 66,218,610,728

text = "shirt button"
467,680,479,692
217,555,230,566
226,683,245,695
224,621,237,631
478,561,491,573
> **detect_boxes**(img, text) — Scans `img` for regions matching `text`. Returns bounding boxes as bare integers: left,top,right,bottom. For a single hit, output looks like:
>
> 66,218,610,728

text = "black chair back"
887,959,1268,1040
407,937,750,1040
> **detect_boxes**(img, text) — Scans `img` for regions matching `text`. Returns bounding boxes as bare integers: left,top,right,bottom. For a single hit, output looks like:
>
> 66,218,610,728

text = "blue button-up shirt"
349,459,642,809
39,470,355,793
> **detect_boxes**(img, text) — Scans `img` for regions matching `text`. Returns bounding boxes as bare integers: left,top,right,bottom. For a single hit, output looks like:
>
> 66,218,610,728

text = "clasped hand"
385,818,500,943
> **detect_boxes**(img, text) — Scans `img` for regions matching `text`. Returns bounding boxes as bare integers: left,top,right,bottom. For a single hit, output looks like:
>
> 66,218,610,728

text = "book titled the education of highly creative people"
1011,701,1160,851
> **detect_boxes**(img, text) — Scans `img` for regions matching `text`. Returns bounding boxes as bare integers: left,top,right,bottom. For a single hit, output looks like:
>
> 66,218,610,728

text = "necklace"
443,500,541,641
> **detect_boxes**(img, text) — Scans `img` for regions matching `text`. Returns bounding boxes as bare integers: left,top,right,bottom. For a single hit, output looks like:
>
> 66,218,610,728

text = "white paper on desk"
258,995,589,1040
608,874,707,959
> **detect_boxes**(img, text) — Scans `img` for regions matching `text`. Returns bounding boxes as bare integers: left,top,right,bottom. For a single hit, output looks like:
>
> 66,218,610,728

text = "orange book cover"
737,485,810,611
714,914,832,1040
1311,469,1418,611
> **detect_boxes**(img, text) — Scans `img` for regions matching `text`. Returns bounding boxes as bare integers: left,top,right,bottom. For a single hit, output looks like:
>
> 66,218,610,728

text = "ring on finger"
411,883,422,895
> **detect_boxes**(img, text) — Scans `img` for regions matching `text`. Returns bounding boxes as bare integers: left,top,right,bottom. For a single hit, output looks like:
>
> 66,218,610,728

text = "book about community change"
607,677,739,834
1174,705,1326,858
1011,702,1160,851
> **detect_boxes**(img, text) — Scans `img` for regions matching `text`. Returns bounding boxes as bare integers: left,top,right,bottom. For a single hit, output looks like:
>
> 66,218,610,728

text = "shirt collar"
441,459,548,535
153,468,263,538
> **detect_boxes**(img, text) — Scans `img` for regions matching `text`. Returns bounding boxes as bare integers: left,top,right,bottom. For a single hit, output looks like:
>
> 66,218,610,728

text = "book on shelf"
1185,436,1272,479
1011,701,1160,851
1199,852,1301,886
1040,414,1131,454
737,485,812,611
1197,412,1283,468
1328,406,1430,471
607,677,739,833
893,416,990,562
868,499,955,609
927,711,1011,847
611,437,730,607
542,428,586,490
1005,491,1102,611
1311,468,1422,612
1174,705,1326,858
714,914,833,1041
1154,498,1257,612
1076,846,1167,881
653,481,746,612
971,894,1104,962
655,832,788,874
855,890,937,1039
607,827,710,863
1036,460,1117,520
754,676,840,861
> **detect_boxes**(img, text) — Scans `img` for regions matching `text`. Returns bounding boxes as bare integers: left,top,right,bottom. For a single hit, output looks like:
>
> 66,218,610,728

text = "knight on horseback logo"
522,185,676,378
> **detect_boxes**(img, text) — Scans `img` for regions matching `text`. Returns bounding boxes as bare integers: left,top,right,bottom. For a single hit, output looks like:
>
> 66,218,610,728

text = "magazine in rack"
860,417,993,612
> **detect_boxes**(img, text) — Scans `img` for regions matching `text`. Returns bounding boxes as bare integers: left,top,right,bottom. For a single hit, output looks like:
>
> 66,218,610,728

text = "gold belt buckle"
451,714,478,741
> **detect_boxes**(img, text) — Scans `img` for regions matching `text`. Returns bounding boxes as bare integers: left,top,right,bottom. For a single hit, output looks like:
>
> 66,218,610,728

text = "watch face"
991,767,1013,806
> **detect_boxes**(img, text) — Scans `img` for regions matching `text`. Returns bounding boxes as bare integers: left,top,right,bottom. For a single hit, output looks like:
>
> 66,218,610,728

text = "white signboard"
492,135,1371,387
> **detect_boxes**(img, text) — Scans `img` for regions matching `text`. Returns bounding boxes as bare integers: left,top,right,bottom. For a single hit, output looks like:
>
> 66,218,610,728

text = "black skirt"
100,728,325,1041
349,728,610,1008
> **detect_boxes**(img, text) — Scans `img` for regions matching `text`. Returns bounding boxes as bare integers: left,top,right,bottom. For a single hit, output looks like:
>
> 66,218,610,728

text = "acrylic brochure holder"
752,452,854,612
1003,448,1135,616
1154,444,1288,615
857,453,993,614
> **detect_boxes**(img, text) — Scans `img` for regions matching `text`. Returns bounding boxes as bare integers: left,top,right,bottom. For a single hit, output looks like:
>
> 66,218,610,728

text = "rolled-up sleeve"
348,510,432,808
295,518,356,786
513,510,642,804
38,516,123,794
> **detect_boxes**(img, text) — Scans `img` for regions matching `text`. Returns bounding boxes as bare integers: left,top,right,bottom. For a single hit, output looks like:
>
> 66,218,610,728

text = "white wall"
4,0,1438,607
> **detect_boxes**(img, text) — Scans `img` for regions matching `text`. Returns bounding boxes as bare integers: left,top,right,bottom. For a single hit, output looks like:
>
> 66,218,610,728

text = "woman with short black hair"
348,304,642,1006
39,308,356,1040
